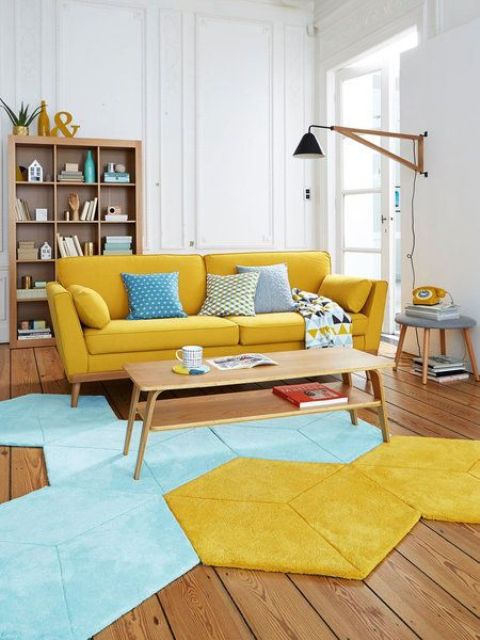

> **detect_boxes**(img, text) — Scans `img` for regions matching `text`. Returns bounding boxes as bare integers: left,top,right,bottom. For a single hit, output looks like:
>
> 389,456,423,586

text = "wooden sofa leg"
71,382,81,408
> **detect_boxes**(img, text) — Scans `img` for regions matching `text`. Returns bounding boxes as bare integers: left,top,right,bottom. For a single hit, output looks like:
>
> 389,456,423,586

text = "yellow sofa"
47,251,387,405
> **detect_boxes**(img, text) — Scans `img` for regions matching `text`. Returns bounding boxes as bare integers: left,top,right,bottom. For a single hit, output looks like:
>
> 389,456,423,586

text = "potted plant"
0,98,42,135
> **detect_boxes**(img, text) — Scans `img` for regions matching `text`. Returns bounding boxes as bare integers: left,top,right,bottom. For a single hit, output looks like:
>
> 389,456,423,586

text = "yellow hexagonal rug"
166,436,480,579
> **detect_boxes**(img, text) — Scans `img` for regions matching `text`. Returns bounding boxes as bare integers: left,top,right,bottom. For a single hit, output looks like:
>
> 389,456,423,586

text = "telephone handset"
412,286,447,306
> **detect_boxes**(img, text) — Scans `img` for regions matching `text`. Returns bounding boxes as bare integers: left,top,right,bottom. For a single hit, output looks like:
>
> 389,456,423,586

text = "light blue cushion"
237,263,295,313
121,272,187,320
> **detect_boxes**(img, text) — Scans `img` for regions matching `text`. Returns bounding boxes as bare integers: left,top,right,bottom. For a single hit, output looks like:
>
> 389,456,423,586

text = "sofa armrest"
47,282,88,379
360,280,388,353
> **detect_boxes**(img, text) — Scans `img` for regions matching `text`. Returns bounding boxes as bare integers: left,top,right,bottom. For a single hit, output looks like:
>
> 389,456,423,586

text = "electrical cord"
406,141,421,356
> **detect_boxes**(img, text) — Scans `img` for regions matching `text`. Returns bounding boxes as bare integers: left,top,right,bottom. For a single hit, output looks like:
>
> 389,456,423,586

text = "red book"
273,382,348,409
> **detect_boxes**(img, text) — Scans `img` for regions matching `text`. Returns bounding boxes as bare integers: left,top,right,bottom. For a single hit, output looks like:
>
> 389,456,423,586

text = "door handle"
381,215,388,223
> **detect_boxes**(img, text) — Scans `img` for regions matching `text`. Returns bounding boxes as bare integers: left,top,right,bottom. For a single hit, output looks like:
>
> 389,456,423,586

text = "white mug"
176,345,203,369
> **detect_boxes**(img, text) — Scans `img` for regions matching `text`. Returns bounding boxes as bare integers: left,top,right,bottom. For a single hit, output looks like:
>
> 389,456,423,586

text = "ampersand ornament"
50,111,80,138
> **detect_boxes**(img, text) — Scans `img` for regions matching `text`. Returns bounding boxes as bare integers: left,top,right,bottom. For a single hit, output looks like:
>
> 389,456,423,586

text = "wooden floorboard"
216,567,338,639
158,566,255,639
0,343,479,640
289,573,419,640
10,447,48,499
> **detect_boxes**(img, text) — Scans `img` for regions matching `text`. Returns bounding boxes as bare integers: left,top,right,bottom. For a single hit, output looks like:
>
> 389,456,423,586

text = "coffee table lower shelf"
135,384,380,431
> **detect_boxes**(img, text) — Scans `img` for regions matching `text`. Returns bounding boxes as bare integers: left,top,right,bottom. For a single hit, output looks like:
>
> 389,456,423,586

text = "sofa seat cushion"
230,312,368,346
84,316,239,355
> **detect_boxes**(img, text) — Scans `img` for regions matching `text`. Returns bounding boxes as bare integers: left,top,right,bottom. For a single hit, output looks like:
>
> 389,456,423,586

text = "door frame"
334,62,396,334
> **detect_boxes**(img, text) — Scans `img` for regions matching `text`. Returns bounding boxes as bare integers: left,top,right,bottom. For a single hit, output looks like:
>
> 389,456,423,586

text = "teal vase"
84,150,96,183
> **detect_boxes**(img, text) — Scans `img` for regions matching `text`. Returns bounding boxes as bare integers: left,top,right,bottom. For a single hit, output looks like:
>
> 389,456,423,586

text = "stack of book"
104,212,129,222
412,355,469,383
404,303,460,321
58,163,84,182
272,382,348,408
18,321,52,341
17,288,47,301
104,171,130,183
56,233,84,257
17,241,38,260
103,235,132,255
80,197,98,221
15,198,31,221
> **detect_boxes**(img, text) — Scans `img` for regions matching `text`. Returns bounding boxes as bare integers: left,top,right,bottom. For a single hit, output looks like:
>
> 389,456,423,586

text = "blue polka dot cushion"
121,272,187,320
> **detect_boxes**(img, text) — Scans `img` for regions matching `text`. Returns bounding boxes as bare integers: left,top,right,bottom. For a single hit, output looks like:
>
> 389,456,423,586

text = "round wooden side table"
394,313,480,384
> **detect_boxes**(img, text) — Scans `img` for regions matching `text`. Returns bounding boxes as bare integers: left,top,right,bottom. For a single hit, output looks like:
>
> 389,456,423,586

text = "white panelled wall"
0,0,314,342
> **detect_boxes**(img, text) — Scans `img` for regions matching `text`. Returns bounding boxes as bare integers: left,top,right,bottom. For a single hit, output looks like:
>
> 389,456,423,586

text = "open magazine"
208,353,278,371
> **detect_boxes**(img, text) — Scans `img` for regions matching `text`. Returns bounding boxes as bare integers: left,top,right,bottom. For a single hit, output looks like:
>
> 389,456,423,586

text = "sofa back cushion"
204,251,331,293
57,255,206,319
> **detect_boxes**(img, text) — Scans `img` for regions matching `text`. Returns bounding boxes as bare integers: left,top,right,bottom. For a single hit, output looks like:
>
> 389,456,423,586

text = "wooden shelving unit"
8,136,143,348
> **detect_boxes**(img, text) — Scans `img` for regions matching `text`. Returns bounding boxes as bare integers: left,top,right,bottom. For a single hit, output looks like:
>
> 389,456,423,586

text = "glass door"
335,64,396,333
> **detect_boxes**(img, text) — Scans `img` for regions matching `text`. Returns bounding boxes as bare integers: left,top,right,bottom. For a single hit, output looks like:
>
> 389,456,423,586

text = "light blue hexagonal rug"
0,394,382,639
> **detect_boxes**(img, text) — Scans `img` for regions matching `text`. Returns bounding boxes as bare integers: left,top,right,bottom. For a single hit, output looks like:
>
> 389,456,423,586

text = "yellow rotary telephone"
412,286,447,305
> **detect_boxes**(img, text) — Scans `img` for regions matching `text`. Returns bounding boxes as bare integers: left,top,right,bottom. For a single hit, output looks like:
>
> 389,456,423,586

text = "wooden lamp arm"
308,124,428,176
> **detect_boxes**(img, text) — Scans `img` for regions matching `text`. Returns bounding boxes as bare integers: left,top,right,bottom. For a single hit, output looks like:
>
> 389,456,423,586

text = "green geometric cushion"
199,272,259,317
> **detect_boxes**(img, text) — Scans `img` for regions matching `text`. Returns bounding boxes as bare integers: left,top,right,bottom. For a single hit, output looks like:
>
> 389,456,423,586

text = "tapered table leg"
440,329,447,355
394,325,407,371
134,390,160,480
123,383,141,455
463,328,480,382
369,369,390,442
422,328,431,384
342,372,358,425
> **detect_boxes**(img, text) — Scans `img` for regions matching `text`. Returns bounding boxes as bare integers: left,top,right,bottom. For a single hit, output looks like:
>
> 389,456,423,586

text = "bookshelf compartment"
99,186,136,221
15,145,54,181
99,147,135,182
56,146,99,180
56,222,99,257
16,223,55,259
16,261,55,289
56,184,99,222
16,183,54,220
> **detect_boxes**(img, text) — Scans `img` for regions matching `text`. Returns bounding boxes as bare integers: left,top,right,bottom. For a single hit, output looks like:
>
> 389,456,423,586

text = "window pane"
344,193,381,249
341,71,381,128
344,252,381,279
343,138,381,190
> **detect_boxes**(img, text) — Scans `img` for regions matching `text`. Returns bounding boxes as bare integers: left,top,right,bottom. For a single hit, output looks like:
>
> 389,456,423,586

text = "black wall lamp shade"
293,132,325,158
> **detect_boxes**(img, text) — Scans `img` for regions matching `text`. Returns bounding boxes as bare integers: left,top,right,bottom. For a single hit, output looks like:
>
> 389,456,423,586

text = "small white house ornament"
28,160,43,182
40,241,52,260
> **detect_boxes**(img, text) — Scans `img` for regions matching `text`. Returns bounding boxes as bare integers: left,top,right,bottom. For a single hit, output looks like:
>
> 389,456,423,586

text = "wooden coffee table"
123,348,393,479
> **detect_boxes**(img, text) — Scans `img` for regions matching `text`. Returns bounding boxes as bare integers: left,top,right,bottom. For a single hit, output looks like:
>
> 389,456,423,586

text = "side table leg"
394,325,407,371
342,372,358,425
123,383,141,455
422,329,431,384
134,390,159,480
440,329,447,356
369,369,390,442
463,328,480,382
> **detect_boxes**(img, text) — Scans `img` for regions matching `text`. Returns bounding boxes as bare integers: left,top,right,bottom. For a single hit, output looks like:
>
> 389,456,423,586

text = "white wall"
400,17,480,361
0,0,315,342
313,0,480,365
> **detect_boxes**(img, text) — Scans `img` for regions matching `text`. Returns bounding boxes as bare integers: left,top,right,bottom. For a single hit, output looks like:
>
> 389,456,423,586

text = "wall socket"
304,188,311,200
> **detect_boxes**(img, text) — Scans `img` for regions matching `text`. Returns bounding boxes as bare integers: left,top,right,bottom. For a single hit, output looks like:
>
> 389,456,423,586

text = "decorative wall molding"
194,14,275,250
158,9,185,249
285,24,308,248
